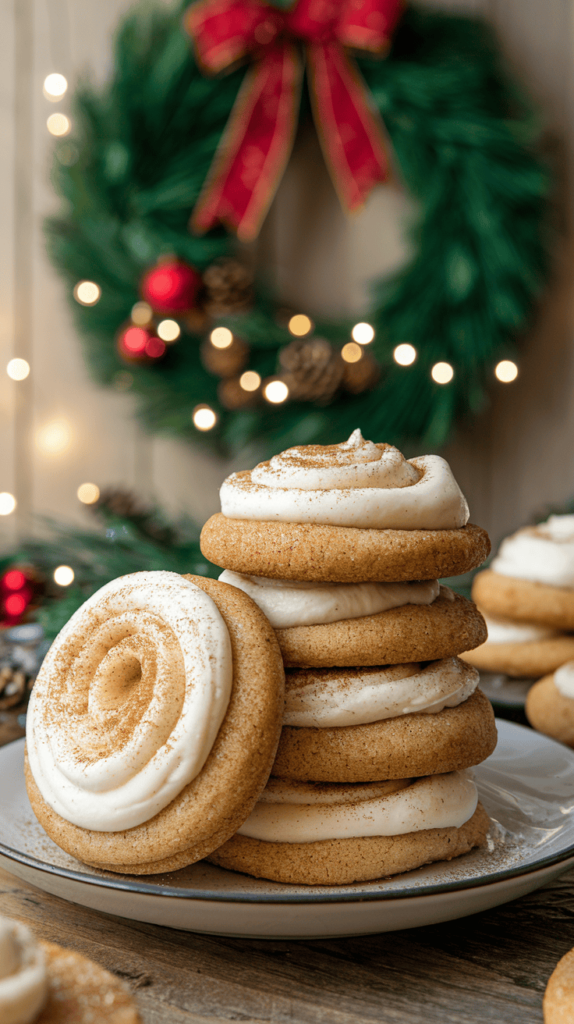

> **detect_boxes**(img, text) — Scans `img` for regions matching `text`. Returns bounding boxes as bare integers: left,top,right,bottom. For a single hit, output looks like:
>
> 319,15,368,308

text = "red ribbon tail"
306,41,390,213
191,42,302,242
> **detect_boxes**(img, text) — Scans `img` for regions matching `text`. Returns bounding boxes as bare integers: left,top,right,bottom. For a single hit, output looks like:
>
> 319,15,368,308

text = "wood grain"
1,861,574,1023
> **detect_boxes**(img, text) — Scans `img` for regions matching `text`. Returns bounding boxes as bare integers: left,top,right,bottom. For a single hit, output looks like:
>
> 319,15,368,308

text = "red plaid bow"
185,0,403,240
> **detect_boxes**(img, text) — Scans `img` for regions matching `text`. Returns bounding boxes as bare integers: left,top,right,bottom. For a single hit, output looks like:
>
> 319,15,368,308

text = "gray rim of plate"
2,725,574,905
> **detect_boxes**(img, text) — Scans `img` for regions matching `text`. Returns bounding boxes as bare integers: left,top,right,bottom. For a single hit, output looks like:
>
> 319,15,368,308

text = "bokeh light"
36,420,71,455
43,73,68,100
393,344,417,366
495,360,519,383
157,319,181,342
47,113,71,136
351,322,375,345
3,570,26,591
192,405,217,431
264,380,289,404
288,315,313,337
239,371,261,392
431,362,454,385
341,342,362,363
54,565,75,586
73,281,101,306
77,483,100,505
0,493,17,516
210,327,233,349
131,302,153,326
6,358,30,381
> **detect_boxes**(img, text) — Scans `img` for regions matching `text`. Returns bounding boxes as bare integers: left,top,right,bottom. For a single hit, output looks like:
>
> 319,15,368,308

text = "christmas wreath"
46,0,550,456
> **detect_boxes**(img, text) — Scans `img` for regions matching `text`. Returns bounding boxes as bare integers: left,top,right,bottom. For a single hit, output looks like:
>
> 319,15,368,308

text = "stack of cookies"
463,516,574,680
201,429,498,885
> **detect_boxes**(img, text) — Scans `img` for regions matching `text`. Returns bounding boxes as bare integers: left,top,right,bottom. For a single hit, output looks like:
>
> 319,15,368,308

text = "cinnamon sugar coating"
200,515,490,583
473,569,574,631
207,803,490,885
272,689,496,782
26,575,284,874
526,674,574,748
276,588,486,667
37,941,140,1023
461,635,574,678
543,947,574,1023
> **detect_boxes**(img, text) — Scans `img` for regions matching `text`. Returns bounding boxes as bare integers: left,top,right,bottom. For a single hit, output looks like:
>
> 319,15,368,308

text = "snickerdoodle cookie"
273,677,497,782
207,776,490,885
25,571,284,875
0,915,140,1023
200,429,490,582
544,946,574,1023
526,663,574,748
473,569,574,632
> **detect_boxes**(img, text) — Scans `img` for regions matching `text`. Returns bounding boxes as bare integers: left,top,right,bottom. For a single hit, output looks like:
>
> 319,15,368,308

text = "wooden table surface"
1,711,573,1023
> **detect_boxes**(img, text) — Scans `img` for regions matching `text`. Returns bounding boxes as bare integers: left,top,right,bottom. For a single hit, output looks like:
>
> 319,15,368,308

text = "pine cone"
342,348,381,394
94,488,147,520
203,258,254,316
279,337,344,405
0,666,27,710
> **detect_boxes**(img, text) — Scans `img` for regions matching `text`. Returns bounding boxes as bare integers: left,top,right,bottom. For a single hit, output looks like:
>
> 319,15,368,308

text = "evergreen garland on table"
45,1,551,456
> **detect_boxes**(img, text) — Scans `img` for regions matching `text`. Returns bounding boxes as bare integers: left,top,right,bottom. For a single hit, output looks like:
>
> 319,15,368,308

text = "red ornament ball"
141,259,201,314
117,325,166,362
1,566,35,623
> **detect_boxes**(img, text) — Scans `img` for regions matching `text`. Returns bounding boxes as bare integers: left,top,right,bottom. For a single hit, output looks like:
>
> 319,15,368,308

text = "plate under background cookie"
1,722,574,939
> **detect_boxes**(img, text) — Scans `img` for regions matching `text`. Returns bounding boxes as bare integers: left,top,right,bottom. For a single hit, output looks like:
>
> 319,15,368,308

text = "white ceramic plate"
1,720,574,939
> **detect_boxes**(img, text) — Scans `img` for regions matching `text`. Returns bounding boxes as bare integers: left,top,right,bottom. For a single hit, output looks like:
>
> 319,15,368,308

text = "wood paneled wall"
0,0,572,554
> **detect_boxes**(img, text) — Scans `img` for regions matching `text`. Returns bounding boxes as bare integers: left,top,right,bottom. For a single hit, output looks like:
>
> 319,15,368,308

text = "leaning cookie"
25,571,284,875
207,776,490,885
473,569,574,632
544,947,574,1023
273,661,497,782
526,663,574,748
0,915,140,1023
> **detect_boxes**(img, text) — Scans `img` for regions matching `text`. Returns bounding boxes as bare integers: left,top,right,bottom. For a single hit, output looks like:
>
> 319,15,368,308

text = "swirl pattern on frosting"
27,571,232,832
237,772,478,843
218,570,440,629
0,917,47,1024
220,429,469,529
491,515,574,588
555,662,574,699
284,658,479,728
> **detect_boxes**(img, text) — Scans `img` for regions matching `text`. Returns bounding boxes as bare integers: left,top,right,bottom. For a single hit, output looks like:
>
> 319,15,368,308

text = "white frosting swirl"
0,918,47,1024
482,614,559,645
491,515,574,588
218,570,440,629
555,662,574,699
284,658,479,727
220,429,470,530
27,571,232,832
237,772,478,843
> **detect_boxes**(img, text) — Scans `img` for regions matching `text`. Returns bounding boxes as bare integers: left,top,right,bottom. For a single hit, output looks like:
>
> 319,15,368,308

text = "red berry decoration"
141,259,201,314
1,567,35,624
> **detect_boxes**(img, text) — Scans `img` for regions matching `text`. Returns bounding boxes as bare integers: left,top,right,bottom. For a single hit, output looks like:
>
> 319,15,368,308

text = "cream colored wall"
0,0,572,554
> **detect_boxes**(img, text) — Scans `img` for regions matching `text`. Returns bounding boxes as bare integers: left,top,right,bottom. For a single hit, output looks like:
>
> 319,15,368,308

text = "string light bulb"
210,327,233,349
288,315,313,337
192,405,217,431
73,281,101,306
36,420,71,455
431,362,454,385
131,301,153,326
341,342,363,363
264,380,289,404
0,493,16,516
77,483,100,505
157,319,180,342
6,358,30,381
495,360,518,383
47,113,71,136
239,371,261,392
54,565,74,586
351,322,375,345
43,73,68,100
393,344,417,367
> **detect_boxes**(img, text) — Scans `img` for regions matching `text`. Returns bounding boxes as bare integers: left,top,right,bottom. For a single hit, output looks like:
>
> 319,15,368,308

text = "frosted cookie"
526,663,574,748
200,430,490,582
544,947,574,1023
273,666,497,781
25,571,284,875
207,774,490,885
0,915,140,1023
460,613,574,678
473,516,574,630
220,573,487,666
